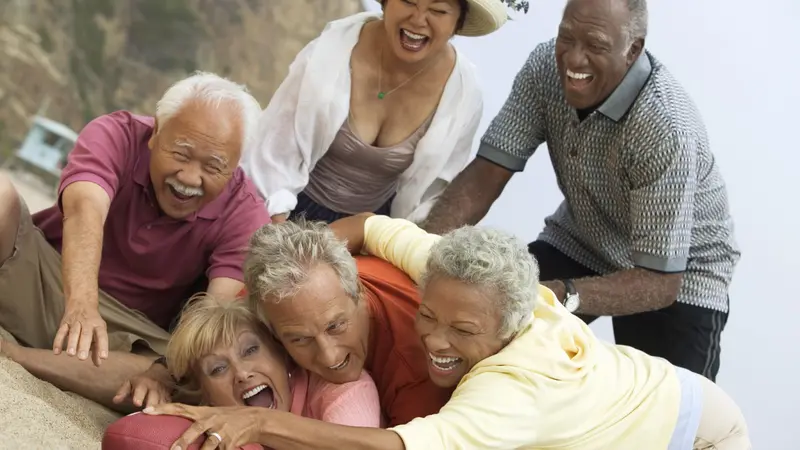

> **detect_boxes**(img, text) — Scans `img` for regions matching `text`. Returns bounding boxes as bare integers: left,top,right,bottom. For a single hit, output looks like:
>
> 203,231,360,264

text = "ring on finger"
207,431,223,443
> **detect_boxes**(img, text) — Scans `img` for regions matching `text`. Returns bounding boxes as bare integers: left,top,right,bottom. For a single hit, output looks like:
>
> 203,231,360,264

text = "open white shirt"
241,11,484,222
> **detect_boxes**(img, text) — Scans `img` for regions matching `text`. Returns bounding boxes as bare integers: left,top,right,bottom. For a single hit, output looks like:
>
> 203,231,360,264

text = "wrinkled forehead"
160,99,244,159
421,276,503,322
560,0,630,38
262,294,354,330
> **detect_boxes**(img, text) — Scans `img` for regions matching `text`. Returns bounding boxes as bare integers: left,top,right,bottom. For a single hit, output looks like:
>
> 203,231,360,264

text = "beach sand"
1,170,121,449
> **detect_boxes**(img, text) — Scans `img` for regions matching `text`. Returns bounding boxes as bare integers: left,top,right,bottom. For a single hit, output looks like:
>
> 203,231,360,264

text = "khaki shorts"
0,199,170,356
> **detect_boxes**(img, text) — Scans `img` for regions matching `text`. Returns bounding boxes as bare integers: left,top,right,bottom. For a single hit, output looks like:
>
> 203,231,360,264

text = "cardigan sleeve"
394,53,484,223
241,38,320,216
405,95,482,223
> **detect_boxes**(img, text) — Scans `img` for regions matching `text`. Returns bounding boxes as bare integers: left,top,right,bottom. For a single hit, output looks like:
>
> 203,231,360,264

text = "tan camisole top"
304,114,433,214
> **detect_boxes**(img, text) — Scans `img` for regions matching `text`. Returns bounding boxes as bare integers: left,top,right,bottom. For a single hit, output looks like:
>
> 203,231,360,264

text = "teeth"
242,384,268,399
402,29,427,40
429,353,460,364
167,180,203,197
329,355,349,370
567,69,592,80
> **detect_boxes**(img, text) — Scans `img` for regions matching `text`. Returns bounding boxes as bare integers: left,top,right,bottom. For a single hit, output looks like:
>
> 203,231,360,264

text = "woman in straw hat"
241,0,514,225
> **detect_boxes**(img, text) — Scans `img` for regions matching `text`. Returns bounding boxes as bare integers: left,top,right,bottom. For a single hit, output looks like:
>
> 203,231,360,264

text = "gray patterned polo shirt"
479,39,740,312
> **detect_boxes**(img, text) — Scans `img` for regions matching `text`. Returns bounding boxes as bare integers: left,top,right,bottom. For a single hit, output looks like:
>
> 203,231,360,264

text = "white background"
365,0,800,447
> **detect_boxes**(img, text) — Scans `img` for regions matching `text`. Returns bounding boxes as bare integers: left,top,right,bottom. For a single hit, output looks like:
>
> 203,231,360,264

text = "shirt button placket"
569,120,580,157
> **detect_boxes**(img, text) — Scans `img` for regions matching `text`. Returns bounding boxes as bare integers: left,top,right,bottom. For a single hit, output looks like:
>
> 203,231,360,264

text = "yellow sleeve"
362,215,441,285
389,371,539,450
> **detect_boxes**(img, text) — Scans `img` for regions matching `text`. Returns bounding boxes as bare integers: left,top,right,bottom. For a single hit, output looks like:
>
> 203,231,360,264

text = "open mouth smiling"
399,28,429,51
241,384,276,409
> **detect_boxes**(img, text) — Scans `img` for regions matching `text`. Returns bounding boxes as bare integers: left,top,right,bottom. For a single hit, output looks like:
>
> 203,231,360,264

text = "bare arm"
420,157,513,235
264,412,404,450
552,134,699,317
206,277,245,301
329,212,375,254
543,269,683,316
421,47,551,235
60,181,111,311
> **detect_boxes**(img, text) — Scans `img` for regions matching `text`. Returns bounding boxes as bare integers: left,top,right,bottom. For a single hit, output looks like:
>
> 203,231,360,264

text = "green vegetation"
69,0,113,123
128,0,201,72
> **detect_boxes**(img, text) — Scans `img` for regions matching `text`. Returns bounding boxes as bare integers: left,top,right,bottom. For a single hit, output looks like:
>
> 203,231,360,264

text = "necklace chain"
377,48,434,100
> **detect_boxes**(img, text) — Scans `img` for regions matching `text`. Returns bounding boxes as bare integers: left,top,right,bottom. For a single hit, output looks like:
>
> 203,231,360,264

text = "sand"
0,171,120,449
0,326,121,449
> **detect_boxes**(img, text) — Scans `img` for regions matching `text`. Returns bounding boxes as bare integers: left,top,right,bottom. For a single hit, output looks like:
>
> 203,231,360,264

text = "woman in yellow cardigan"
145,214,750,449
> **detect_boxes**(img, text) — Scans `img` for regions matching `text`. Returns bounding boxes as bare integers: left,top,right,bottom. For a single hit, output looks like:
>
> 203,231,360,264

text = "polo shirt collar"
133,146,228,222
597,51,653,122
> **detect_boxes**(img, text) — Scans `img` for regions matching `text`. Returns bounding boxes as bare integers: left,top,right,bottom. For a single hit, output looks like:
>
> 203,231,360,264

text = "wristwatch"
561,279,580,314
153,355,168,368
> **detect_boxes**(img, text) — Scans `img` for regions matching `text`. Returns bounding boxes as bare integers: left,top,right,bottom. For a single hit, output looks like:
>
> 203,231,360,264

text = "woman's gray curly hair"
420,226,540,340
243,219,361,325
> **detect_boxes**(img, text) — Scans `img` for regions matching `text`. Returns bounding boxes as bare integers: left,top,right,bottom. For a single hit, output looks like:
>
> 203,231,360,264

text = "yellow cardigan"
363,215,681,449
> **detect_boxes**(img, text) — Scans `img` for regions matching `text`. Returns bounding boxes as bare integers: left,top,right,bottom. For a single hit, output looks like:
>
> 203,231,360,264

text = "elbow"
659,272,684,308
61,182,111,220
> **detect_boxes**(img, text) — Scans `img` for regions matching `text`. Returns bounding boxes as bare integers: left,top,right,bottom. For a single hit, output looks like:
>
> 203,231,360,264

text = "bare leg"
0,174,21,264
1,339,153,413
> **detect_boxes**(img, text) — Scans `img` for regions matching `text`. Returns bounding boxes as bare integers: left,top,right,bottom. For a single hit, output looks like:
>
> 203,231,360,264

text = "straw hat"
376,0,509,37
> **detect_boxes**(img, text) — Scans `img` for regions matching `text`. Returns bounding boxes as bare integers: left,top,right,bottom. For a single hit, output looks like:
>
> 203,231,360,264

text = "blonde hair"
165,293,267,386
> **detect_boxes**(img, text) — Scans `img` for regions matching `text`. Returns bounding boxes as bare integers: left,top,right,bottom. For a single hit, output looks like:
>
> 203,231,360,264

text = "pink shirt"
33,111,270,329
290,367,383,428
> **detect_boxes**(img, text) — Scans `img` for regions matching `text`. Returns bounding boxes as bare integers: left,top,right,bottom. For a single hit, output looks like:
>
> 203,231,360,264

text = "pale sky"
363,0,799,447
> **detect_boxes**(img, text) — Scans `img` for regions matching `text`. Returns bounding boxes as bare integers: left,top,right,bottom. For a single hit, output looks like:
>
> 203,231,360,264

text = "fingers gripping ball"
102,413,264,450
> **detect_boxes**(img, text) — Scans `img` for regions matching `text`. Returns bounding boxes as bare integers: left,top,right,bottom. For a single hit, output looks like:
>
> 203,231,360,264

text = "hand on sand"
53,301,108,367
0,336,18,360
114,367,173,408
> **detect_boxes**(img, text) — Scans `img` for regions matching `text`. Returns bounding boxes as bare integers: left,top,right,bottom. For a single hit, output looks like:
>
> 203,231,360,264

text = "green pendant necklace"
377,48,434,100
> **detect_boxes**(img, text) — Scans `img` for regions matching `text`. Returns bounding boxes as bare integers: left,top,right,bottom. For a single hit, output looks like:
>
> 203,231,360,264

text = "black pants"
528,240,727,381
291,191,393,224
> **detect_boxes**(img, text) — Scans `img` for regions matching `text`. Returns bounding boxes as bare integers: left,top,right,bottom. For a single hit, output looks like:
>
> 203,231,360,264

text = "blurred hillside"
0,0,362,158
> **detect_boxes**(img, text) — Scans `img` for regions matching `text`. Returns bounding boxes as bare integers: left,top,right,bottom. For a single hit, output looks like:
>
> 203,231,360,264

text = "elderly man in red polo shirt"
0,71,270,411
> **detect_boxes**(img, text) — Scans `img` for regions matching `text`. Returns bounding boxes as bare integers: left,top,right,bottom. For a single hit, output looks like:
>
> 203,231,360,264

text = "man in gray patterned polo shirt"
421,0,739,381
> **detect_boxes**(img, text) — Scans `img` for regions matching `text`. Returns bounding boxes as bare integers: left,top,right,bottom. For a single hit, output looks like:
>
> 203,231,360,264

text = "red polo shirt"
237,256,452,426
33,111,270,329
356,256,453,426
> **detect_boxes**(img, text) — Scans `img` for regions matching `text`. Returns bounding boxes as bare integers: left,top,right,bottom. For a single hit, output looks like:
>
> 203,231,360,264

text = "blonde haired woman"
106,294,381,446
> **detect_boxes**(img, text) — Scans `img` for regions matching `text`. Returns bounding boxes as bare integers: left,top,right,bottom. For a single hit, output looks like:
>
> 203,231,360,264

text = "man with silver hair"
0,71,269,411
422,0,740,381
243,218,452,427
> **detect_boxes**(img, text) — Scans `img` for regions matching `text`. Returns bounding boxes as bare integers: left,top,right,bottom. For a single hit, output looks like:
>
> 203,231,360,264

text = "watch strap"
562,278,577,302
153,355,168,368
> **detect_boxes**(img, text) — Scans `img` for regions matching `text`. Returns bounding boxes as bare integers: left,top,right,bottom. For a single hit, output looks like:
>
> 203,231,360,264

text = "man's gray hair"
243,219,361,323
420,226,540,340
155,71,262,151
624,0,648,43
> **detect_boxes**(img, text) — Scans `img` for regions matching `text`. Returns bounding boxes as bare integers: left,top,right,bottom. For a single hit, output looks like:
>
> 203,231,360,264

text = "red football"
102,412,263,450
